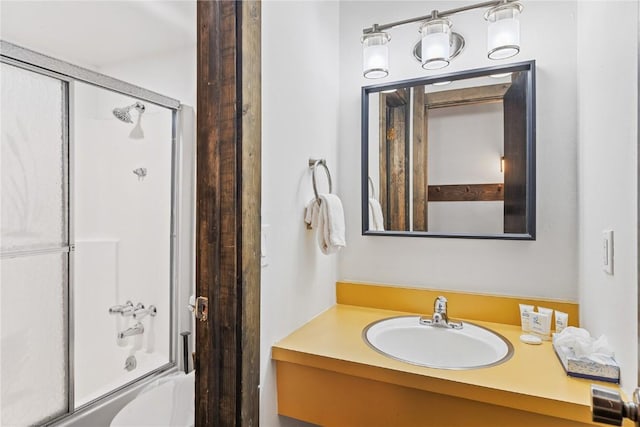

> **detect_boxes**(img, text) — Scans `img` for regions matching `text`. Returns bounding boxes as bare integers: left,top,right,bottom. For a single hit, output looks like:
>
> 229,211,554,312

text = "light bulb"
362,32,391,79
420,18,452,70
485,2,523,60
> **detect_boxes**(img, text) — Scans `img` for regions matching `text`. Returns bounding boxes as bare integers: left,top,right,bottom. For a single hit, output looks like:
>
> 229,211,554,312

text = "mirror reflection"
363,61,535,239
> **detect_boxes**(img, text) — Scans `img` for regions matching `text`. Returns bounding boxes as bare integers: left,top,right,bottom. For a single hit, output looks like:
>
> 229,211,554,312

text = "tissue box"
552,337,620,383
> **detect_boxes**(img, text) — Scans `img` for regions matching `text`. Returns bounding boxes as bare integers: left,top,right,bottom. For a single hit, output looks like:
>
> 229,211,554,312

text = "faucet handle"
133,305,157,320
122,303,143,317
434,296,448,313
109,300,133,315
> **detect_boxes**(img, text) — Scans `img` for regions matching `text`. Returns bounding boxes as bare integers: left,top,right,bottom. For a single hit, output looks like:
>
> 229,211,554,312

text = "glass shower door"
0,62,70,425
1,46,178,424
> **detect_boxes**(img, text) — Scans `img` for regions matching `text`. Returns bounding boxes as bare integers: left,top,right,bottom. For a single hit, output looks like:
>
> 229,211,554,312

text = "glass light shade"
362,32,391,79
485,2,523,60
420,18,452,70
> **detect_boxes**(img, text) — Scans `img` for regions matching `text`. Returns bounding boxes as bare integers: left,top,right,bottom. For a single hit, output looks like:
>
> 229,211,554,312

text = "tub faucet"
419,296,463,329
118,322,144,339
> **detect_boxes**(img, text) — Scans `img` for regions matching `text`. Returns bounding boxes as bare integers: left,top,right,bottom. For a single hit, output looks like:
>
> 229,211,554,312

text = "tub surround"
272,283,626,426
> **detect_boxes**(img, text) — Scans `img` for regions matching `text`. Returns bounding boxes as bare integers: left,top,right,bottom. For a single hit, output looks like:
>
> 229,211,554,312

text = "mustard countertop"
272,304,622,425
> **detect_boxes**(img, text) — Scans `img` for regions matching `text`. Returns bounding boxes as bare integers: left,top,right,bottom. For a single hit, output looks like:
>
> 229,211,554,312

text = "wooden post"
196,1,261,425
413,86,428,231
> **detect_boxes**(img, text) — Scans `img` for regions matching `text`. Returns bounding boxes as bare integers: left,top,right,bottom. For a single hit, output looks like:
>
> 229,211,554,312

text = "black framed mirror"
361,60,536,239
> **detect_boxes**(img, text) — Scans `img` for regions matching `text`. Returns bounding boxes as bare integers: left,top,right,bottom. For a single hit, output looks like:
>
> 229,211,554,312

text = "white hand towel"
316,194,346,254
304,198,319,228
368,198,385,231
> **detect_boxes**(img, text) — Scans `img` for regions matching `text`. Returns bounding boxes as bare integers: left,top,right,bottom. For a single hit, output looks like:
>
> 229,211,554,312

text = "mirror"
362,61,536,239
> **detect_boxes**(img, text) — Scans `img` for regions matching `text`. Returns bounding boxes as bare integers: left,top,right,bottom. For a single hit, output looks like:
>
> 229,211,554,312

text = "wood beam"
428,183,504,202
196,1,261,425
426,83,510,109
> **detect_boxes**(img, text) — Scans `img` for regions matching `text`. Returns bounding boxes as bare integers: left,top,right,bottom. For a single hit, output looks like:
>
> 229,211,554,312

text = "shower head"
112,102,146,124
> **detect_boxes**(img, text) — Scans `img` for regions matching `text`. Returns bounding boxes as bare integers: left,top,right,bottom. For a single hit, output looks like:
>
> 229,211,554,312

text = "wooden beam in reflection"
426,84,511,109
428,183,504,202
412,87,428,231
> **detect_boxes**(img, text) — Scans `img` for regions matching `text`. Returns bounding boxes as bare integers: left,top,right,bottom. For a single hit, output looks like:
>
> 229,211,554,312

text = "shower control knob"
122,303,144,317
591,385,640,425
109,300,133,315
133,305,157,320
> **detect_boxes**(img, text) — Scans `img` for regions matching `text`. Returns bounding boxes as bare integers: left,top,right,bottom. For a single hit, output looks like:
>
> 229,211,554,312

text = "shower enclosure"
1,41,185,425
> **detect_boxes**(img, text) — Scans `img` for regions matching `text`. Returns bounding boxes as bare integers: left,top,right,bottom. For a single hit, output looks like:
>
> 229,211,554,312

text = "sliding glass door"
1,46,179,425
1,61,70,426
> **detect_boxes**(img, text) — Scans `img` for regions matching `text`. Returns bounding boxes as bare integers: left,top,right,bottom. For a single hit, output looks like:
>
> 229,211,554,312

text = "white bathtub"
110,371,194,427
53,369,180,427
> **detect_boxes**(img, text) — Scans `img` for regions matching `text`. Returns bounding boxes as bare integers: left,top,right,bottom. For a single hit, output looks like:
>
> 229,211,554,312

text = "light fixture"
420,18,452,70
361,30,391,79
361,0,524,79
489,72,512,78
500,155,505,173
485,2,523,60
432,80,452,86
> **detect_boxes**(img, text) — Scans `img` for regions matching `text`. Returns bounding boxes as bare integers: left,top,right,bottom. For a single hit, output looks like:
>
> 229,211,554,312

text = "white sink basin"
363,316,513,369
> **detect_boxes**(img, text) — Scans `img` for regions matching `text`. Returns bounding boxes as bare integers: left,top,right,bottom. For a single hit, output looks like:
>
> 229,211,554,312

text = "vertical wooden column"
412,87,428,231
503,71,527,234
379,89,410,231
196,1,261,426
378,94,388,228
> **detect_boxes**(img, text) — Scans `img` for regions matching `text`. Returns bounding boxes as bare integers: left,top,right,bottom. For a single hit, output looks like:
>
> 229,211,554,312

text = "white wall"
99,46,197,111
338,1,579,300
577,1,638,392
261,1,340,426
428,102,504,233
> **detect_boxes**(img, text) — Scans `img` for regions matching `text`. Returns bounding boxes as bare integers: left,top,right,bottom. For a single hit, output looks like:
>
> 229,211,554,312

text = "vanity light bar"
361,0,523,79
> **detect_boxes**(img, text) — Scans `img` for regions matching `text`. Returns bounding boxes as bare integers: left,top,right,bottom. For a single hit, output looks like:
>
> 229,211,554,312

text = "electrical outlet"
602,230,613,275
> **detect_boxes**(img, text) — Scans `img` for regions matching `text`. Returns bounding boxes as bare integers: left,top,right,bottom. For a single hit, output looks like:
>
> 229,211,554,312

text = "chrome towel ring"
308,158,332,204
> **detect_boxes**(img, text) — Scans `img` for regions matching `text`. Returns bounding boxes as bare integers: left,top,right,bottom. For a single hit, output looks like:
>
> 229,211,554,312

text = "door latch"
192,296,208,322
592,385,640,426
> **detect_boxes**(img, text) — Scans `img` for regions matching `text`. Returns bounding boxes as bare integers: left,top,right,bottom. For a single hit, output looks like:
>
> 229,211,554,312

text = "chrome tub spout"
118,322,144,339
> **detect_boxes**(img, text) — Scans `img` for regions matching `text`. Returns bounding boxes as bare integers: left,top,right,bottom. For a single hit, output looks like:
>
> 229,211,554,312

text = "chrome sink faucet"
419,296,463,329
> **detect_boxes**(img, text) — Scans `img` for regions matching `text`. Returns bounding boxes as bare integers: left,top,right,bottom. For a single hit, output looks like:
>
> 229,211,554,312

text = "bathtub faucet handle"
109,300,133,315
133,305,157,320
122,302,143,317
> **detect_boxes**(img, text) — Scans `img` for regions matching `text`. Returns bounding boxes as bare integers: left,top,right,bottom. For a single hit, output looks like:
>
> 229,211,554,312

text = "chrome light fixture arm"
360,0,522,78
362,0,517,34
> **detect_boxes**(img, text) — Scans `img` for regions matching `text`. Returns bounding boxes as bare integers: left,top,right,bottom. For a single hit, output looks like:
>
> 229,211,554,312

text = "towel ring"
368,176,376,200
309,158,332,204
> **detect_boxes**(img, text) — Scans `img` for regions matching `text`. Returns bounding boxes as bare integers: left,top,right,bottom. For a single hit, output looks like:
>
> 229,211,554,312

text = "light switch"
602,230,613,275
261,224,269,268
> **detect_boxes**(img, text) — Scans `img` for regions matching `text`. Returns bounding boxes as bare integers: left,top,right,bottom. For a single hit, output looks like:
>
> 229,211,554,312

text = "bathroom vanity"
272,283,629,427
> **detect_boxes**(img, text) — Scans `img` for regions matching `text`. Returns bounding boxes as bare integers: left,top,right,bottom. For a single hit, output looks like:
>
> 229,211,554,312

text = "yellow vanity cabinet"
273,302,629,427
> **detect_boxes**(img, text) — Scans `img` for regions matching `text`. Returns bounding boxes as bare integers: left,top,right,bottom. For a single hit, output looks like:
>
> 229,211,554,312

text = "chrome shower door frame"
0,40,182,425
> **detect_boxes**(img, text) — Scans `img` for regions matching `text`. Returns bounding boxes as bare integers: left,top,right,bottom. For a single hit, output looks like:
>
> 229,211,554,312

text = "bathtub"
110,371,194,427
75,350,170,407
